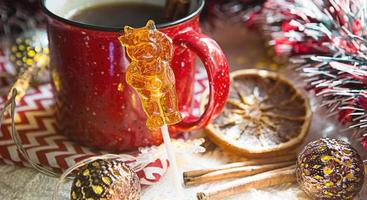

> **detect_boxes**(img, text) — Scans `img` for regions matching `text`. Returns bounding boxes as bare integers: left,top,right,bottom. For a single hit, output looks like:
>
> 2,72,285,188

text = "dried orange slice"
204,69,311,158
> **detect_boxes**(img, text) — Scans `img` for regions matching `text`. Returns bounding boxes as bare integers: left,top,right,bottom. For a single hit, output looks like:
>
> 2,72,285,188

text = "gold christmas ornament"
2,29,50,104
0,29,50,125
8,29,49,74
296,138,365,200
70,159,141,200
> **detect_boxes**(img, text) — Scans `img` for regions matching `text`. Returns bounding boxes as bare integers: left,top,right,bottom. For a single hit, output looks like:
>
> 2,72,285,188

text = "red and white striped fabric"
0,47,208,185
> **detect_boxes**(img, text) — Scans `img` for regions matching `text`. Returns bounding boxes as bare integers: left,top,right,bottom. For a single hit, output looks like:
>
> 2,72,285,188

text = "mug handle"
172,28,230,132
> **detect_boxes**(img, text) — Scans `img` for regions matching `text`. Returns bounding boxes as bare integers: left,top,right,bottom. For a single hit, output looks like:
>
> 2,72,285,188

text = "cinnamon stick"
196,165,296,200
165,0,190,21
184,153,296,178
184,161,294,186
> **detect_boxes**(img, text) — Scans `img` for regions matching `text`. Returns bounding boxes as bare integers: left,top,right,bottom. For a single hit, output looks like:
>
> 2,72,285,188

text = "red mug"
41,0,230,151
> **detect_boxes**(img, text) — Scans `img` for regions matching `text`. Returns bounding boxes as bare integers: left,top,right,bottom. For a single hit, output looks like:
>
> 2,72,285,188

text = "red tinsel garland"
262,0,367,149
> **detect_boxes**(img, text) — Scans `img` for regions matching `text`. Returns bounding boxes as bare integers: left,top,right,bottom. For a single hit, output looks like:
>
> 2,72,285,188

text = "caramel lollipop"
119,20,182,130
119,20,184,197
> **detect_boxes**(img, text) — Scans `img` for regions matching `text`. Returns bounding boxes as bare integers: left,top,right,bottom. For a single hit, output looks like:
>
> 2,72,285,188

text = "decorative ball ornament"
0,29,50,104
70,159,141,200
296,138,365,200
7,29,49,74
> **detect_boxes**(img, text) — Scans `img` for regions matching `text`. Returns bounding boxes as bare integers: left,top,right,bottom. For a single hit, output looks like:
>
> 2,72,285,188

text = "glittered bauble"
70,159,141,200
296,138,365,200
8,29,49,74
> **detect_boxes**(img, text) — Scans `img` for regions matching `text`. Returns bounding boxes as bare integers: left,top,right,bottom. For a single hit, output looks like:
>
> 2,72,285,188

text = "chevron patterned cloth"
0,46,209,185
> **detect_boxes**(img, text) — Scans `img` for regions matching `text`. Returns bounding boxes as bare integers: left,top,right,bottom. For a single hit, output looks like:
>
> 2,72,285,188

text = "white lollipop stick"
160,124,184,198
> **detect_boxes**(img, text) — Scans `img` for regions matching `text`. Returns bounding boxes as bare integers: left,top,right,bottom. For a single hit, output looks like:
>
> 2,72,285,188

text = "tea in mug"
70,2,167,27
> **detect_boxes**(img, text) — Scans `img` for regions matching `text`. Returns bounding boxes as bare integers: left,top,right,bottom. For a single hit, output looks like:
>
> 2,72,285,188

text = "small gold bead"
11,46,17,52
325,181,334,187
83,169,90,176
19,45,25,51
27,50,36,57
92,185,104,195
323,167,333,175
102,176,111,185
26,59,33,66
321,155,331,162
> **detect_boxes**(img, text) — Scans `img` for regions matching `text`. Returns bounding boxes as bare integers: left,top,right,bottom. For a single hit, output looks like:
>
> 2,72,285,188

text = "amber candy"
119,20,182,130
